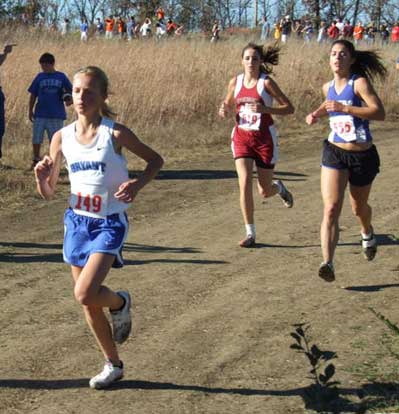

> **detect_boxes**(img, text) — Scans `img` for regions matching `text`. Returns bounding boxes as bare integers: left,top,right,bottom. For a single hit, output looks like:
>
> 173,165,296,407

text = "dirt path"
1,124,399,413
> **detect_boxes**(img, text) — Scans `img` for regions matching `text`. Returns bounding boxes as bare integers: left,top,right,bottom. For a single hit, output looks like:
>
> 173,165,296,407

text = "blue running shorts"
63,208,129,268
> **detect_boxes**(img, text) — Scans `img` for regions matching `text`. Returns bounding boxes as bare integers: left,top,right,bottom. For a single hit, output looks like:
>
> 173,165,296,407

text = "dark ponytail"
241,42,280,74
331,39,387,82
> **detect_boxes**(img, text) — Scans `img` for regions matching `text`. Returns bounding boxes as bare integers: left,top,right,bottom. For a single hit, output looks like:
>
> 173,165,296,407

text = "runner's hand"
306,113,318,125
114,179,140,203
218,102,228,118
246,102,265,113
325,100,346,113
34,156,53,182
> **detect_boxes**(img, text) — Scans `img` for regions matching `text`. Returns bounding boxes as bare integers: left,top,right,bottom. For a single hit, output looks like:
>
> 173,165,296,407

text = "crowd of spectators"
7,9,399,45
45,8,185,41
260,15,399,45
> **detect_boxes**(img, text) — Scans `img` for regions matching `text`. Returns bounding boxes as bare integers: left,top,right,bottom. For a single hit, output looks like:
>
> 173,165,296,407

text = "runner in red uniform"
219,43,295,247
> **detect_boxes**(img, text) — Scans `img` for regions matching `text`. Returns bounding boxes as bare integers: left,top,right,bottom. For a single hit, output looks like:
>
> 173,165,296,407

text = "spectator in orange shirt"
105,15,115,39
156,7,165,23
116,16,125,39
166,19,177,36
353,21,365,45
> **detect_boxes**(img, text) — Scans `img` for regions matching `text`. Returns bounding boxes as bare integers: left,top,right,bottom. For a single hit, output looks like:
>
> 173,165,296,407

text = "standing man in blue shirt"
0,44,15,160
28,53,72,168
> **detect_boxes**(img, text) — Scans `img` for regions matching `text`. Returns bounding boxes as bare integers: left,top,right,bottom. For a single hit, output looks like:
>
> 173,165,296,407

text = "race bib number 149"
70,184,108,217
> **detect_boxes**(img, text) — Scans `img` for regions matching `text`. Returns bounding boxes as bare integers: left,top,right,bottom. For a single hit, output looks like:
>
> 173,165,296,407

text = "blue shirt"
96,22,104,33
327,74,372,144
127,21,135,34
28,71,72,120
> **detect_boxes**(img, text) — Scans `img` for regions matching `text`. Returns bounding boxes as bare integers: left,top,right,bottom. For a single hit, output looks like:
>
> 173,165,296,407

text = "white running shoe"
110,291,132,344
362,233,377,261
89,361,124,390
274,179,294,208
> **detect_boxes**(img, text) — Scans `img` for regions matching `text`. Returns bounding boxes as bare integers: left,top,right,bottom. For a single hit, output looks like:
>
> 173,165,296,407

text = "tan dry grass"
0,29,398,206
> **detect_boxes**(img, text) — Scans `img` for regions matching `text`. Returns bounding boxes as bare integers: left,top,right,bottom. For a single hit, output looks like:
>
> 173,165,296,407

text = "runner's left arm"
324,77,385,121
112,124,164,203
251,77,294,115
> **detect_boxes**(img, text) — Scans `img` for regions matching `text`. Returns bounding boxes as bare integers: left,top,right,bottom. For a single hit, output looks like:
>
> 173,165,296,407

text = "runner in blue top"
28,53,72,168
306,39,386,282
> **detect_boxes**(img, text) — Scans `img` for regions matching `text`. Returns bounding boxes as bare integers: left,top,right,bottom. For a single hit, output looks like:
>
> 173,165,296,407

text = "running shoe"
110,291,132,344
362,232,377,261
318,262,335,282
274,179,294,208
239,235,256,248
89,360,124,390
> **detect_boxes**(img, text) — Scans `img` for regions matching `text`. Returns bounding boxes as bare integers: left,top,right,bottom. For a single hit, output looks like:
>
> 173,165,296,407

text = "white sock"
361,231,372,240
245,224,256,238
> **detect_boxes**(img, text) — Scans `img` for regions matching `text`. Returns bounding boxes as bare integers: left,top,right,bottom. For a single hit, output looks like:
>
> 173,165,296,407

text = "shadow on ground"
0,241,226,266
1,378,398,412
128,169,308,181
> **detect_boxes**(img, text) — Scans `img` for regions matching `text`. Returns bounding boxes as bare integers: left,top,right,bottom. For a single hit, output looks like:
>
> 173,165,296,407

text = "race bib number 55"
330,115,356,142
70,183,108,217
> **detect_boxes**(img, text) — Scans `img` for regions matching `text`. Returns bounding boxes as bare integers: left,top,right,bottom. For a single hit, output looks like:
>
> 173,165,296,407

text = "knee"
74,285,94,306
323,203,341,223
351,203,369,217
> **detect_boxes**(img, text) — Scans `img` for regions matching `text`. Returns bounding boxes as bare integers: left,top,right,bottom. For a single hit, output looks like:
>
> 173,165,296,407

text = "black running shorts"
321,140,380,187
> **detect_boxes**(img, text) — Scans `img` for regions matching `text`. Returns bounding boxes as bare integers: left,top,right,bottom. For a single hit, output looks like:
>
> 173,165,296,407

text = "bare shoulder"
228,76,237,89
113,122,136,139
322,81,330,96
49,130,63,163
112,122,140,148
50,130,63,150
353,76,372,93
264,75,277,88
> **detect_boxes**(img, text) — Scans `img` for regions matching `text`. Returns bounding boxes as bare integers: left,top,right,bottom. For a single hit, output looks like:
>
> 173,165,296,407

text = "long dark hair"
331,39,387,82
241,42,280,74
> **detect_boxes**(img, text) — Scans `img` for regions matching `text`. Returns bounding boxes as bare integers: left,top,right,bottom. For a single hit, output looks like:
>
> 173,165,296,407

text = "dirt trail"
1,124,398,413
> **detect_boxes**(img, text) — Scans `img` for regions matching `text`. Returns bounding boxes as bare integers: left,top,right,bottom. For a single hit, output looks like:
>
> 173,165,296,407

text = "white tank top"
61,117,130,218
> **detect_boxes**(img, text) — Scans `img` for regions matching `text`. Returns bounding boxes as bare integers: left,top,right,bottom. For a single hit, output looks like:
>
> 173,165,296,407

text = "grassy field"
1,28,399,413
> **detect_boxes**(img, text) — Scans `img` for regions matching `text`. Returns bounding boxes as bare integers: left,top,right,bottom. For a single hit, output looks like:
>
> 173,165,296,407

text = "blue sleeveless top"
327,74,372,144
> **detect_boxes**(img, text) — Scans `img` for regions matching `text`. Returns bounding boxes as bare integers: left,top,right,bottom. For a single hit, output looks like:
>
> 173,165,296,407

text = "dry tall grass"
0,27,398,206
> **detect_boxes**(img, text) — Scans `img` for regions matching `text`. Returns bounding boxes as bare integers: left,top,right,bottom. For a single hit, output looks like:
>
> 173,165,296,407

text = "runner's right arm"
305,82,329,125
34,131,63,200
218,77,236,118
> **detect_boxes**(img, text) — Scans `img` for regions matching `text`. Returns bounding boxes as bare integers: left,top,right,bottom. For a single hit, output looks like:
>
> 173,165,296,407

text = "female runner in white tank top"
34,66,163,389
